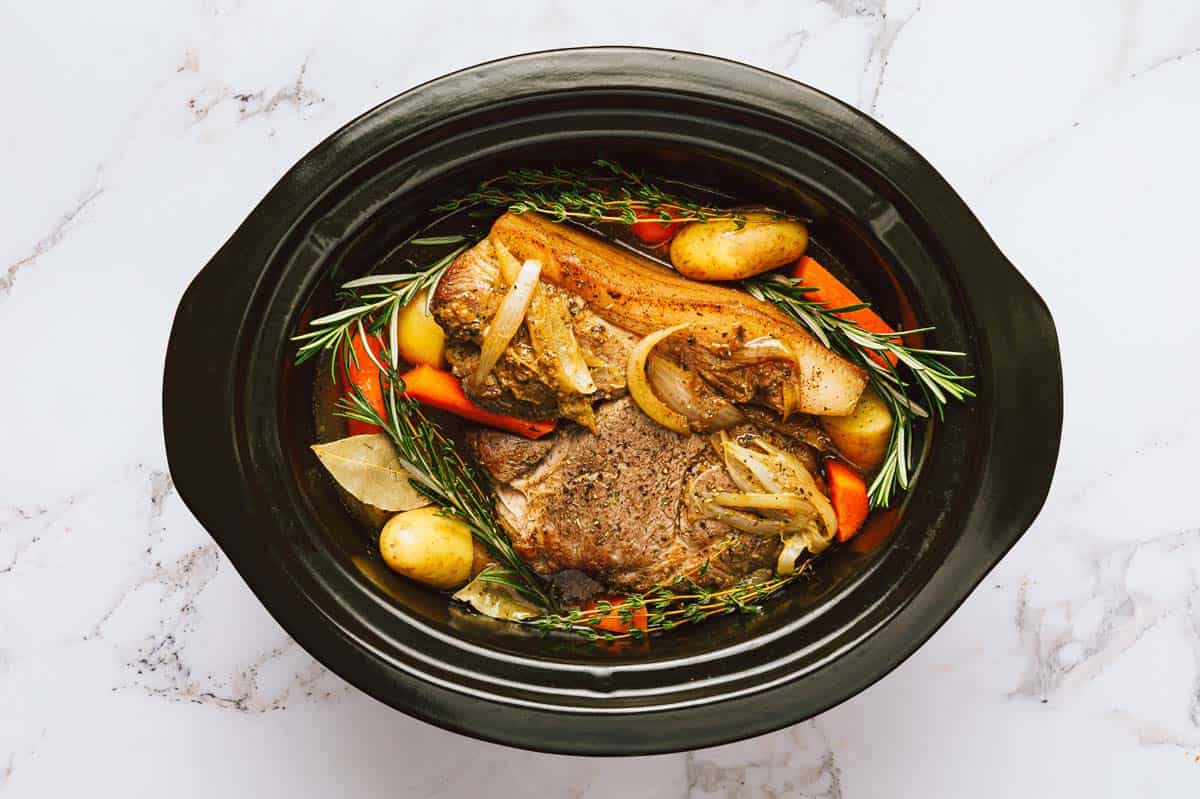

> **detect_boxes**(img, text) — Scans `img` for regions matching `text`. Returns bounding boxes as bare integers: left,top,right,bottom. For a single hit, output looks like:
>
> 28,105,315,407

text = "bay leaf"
311,434,429,512
453,568,540,622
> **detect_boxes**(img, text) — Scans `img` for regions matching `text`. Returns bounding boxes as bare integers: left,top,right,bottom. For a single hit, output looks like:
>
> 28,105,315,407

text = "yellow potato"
820,388,893,471
379,506,473,589
669,212,808,281
395,289,446,367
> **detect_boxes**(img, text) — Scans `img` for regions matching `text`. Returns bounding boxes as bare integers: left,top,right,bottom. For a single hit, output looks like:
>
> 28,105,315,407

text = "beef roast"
467,397,782,592
437,214,855,591
433,213,867,425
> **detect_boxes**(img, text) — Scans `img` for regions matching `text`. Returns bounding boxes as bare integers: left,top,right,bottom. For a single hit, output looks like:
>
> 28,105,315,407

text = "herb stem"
744,275,974,508
438,160,750,228
528,574,800,641
338,384,556,610
292,241,473,382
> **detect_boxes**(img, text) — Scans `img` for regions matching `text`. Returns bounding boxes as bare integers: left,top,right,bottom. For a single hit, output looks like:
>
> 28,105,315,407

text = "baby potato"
395,289,446,367
379,506,474,589
820,388,894,471
669,212,808,282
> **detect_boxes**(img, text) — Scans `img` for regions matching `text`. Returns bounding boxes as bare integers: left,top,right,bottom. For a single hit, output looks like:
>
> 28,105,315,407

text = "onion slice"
647,356,745,430
474,257,541,385
777,533,812,575
492,238,522,284
703,430,840,574
721,438,785,493
729,335,795,363
626,323,693,434
700,501,795,536
754,439,839,537
526,286,596,396
708,491,815,517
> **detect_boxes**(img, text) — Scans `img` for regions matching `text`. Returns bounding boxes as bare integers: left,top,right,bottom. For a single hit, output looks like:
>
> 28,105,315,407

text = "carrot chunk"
585,594,649,633
793,255,897,367
342,330,389,436
826,460,869,542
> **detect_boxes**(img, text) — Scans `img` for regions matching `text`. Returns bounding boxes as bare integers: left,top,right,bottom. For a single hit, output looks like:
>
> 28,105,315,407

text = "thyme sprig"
437,159,748,228
291,241,473,382
528,566,804,641
744,275,975,508
337,380,556,610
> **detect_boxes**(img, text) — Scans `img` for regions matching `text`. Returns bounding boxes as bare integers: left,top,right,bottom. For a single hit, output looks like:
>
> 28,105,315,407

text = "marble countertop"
3,0,1199,795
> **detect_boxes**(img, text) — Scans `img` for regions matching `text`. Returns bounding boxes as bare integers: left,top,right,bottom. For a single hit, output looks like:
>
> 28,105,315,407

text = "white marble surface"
2,0,1199,795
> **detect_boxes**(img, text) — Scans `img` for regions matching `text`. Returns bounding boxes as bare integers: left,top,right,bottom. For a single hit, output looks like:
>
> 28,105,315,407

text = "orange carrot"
342,330,388,436
826,460,869,542
584,594,649,633
793,255,897,367
400,364,556,440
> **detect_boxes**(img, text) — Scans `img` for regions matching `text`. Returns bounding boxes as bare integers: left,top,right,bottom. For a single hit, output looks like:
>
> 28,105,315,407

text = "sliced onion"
779,378,801,421
626,323,693,434
647,356,745,430
729,336,795,363
709,491,814,516
777,535,807,575
777,526,832,575
491,237,522,284
708,405,747,430
526,285,596,395
711,432,760,493
755,439,838,537
497,235,596,397
722,439,785,493
700,501,795,536
474,257,541,385
703,430,840,573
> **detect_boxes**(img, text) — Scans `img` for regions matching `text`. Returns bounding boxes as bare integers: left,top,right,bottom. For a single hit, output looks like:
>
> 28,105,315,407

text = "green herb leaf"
743,275,974,508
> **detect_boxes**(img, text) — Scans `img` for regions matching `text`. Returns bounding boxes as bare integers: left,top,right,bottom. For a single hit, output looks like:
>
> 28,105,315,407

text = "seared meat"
467,425,554,483
467,398,782,591
434,237,637,424
433,213,867,420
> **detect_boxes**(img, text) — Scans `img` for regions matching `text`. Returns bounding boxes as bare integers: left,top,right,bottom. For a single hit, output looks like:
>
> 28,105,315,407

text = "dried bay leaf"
311,434,429,512
453,568,540,622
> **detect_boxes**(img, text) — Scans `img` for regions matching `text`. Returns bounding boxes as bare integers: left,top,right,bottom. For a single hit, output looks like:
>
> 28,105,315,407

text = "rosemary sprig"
337,380,556,610
291,241,473,382
744,275,975,508
437,159,747,228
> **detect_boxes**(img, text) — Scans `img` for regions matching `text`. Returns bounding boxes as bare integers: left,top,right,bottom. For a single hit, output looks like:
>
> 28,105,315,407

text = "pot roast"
467,397,812,591
434,214,854,591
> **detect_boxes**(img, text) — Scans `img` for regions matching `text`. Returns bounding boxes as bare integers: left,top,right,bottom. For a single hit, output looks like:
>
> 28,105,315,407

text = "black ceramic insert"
163,48,1062,755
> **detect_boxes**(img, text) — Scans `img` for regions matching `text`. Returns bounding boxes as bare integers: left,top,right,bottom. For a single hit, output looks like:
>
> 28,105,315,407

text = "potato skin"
669,212,808,282
396,289,446,367
379,506,473,589
820,388,893,471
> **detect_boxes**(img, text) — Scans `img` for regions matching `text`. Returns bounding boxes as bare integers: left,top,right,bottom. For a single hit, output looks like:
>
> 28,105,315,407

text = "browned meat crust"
433,216,866,423
467,398,782,592
434,237,636,424
486,212,867,415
